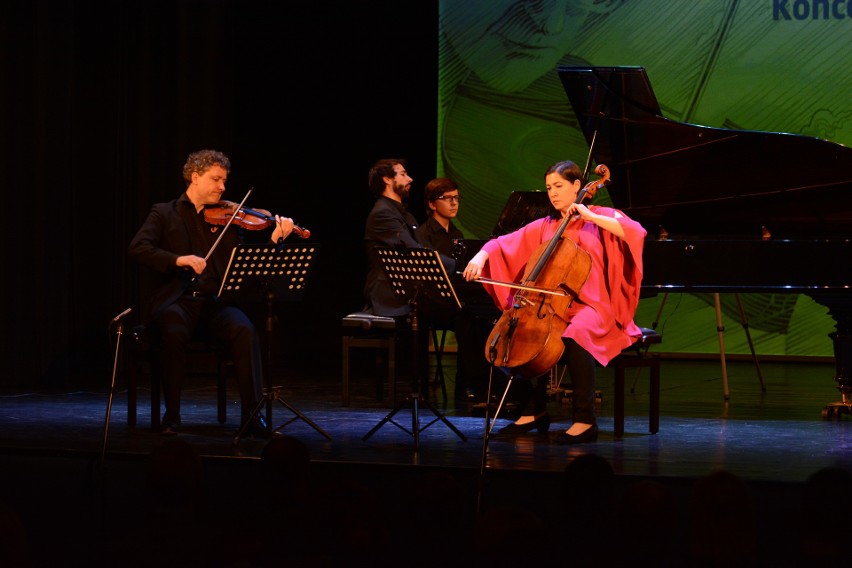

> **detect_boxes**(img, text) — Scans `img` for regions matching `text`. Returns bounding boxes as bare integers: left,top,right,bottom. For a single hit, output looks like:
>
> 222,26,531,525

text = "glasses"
434,195,460,203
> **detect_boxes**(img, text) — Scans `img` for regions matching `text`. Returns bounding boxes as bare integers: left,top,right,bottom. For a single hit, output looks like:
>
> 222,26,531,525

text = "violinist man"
129,149,294,436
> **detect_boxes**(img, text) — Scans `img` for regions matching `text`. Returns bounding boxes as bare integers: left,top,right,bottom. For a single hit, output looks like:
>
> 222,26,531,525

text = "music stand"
221,243,332,443
362,246,467,451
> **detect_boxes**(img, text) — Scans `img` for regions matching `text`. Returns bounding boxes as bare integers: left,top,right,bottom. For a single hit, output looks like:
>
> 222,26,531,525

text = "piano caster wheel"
822,404,851,421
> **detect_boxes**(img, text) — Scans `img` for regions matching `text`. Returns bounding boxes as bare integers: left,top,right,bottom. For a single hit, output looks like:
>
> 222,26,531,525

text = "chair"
126,324,230,431
554,327,662,438
341,311,398,406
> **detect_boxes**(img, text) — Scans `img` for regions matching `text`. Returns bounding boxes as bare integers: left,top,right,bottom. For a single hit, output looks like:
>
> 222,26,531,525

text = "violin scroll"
290,225,311,239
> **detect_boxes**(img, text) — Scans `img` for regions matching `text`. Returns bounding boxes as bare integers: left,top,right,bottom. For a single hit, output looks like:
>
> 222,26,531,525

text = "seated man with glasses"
417,178,463,256
417,178,495,405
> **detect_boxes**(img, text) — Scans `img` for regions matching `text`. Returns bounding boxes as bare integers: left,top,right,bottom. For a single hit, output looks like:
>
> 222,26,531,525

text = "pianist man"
416,177,497,404
362,159,458,395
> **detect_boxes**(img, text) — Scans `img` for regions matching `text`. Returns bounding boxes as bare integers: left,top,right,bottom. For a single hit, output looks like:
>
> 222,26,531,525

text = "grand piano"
556,65,852,419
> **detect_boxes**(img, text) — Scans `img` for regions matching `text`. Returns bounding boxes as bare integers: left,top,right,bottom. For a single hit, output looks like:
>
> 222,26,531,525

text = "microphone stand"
475,317,523,514
476,334,501,514
100,308,132,472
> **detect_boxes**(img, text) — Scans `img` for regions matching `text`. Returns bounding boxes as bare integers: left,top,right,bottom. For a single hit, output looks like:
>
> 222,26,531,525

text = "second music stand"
220,243,331,443
362,246,467,451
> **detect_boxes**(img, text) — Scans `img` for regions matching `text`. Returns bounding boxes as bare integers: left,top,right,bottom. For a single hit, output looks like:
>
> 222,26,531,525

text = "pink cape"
480,207,646,366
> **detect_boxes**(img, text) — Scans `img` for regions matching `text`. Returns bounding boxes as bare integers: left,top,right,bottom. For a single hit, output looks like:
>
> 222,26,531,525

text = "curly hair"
182,149,231,186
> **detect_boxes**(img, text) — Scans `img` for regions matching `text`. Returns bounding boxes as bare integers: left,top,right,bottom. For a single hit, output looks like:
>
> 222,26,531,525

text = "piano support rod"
714,293,731,400
735,294,767,393
646,292,765,400
714,293,767,401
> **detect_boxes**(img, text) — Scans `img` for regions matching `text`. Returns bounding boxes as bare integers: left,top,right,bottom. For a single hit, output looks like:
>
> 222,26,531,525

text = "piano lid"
557,66,852,239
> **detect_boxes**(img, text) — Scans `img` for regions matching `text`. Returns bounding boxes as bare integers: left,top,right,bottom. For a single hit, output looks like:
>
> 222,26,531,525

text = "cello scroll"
573,164,610,210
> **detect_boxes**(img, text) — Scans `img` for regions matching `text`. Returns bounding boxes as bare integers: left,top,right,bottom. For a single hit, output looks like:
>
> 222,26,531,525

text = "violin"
483,164,610,378
203,200,311,239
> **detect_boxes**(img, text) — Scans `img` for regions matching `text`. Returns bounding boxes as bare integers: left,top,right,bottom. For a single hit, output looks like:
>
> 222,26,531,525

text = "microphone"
110,307,132,325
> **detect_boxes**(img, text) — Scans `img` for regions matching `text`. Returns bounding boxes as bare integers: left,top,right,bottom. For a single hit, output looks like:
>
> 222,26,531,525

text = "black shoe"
535,413,551,434
455,388,477,403
495,413,551,437
555,423,599,445
160,413,181,436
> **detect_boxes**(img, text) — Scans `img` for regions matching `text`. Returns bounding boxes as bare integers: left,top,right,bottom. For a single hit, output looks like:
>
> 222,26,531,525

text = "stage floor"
2,354,852,566
2,355,850,483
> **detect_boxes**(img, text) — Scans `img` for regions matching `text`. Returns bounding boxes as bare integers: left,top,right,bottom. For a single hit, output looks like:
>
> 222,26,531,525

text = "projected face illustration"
442,0,616,92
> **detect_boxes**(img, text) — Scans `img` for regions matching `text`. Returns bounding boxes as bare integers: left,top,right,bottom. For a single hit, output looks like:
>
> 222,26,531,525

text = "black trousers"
156,296,263,420
453,304,500,397
510,337,597,424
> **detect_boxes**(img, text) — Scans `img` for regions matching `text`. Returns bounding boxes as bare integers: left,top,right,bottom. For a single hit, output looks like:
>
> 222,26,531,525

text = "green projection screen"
437,0,852,357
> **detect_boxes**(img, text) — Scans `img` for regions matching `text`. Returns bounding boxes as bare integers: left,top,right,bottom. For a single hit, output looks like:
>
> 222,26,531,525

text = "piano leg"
817,296,852,420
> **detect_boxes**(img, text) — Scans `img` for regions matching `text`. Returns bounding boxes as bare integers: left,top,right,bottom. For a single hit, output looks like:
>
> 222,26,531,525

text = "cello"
483,164,610,378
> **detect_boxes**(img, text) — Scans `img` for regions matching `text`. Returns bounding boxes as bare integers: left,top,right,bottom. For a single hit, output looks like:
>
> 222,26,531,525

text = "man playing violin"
129,148,294,436
463,159,646,444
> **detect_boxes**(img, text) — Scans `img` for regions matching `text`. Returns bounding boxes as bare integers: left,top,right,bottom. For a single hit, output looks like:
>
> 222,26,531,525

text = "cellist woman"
462,159,646,444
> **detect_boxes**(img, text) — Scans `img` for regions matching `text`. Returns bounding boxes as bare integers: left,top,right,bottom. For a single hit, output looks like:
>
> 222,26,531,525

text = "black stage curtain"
0,0,438,388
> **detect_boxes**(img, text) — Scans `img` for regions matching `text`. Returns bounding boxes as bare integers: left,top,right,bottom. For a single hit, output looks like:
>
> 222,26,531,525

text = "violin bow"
203,187,253,262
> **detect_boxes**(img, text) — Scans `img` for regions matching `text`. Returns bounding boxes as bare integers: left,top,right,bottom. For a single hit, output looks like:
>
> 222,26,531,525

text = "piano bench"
610,327,662,438
341,312,398,407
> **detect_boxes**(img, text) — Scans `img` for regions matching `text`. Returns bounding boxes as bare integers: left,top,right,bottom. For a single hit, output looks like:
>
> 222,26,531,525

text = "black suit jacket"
129,193,242,322
363,196,456,317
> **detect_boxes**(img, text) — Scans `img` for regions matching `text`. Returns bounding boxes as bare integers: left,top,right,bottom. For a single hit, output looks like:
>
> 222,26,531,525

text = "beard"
392,181,410,202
